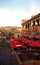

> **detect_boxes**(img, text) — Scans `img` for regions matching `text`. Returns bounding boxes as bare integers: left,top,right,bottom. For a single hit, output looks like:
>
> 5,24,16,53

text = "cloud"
0,8,31,27
0,8,21,27
30,4,40,15
0,5,40,27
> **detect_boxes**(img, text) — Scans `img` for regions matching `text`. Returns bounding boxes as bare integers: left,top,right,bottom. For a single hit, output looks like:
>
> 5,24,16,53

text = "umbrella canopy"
28,40,35,47
9,37,25,49
28,40,40,47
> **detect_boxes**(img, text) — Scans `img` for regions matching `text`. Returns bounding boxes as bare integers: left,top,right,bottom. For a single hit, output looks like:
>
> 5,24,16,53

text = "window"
28,22,31,27
36,19,39,25
25,24,27,28
33,21,35,25
29,22,31,26
28,23,30,28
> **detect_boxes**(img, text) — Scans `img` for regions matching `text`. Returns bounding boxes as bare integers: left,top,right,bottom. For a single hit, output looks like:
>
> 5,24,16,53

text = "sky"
0,0,40,27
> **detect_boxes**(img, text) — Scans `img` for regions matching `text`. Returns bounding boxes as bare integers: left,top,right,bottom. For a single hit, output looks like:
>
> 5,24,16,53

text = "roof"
22,13,40,25
22,19,28,25
30,13,40,21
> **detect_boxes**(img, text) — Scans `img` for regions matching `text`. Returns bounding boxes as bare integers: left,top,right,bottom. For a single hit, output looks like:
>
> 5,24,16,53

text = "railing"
14,49,40,65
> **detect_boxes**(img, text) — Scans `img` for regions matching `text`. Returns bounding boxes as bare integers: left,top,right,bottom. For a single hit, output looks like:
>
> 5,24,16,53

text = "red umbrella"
21,38,29,45
28,40,36,47
18,37,24,41
28,40,40,47
34,41,40,47
24,39,29,43
9,37,26,49
9,37,15,48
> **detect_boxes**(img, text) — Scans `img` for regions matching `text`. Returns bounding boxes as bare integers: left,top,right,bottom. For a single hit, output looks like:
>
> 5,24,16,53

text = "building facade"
21,13,40,38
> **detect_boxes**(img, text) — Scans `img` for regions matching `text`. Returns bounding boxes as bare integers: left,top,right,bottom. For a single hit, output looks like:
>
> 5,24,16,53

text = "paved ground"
0,50,18,65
